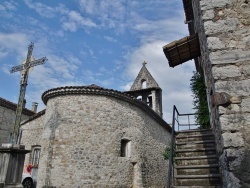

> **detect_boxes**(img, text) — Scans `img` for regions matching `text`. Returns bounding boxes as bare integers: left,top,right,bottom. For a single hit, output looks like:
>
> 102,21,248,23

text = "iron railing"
167,105,199,188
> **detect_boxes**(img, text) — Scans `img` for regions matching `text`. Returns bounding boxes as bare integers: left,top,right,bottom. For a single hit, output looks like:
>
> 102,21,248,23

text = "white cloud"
66,54,82,65
3,1,17,11
62,22,78,32
78,0,187,36
45,54,79,80
61,10,97,32
0,33,29,61
25,53,84,111
23,1,97,32
78,0,127,33
0,1,18,18
79,0,96,14
104,36,117,43
23,0,56,18
69,11,96,27
0,47,8,59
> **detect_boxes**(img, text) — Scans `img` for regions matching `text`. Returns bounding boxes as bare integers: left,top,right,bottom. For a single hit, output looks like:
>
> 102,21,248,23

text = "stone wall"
21,113,45,165
21,93,171,188
192,0,250,187
0,105,30,145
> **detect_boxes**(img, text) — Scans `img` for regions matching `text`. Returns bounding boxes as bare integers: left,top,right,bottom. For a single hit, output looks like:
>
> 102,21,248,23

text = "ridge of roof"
130,62,160,91
21,109,46,125
41,85,171,132
0,97,35,116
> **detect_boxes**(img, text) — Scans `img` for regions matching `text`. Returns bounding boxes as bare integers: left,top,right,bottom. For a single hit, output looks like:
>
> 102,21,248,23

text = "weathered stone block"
207,37,226,50
222,132,244,148
209,49,250,64
223,170,240,188
200,0,232,10
224,148,244,171
229,104,241,113
218,104,240,114
211,0,232,8
218,105,227,114
223,149,250,187
215,79,250,96
204,18,238,35
230,96,242,104
211,92,231,106
212,65,240,80
241,97,250,113
242,64,250,77
219,114,243,132
202,9,214,20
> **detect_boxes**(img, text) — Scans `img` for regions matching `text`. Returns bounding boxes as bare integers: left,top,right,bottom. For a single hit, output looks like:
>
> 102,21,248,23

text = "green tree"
190,71,210,129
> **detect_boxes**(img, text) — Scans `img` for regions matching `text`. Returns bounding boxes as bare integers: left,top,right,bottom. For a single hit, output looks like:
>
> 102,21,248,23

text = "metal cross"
10,42,47,144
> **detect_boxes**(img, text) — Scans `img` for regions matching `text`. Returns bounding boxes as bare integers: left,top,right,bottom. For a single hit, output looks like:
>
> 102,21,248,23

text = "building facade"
0,97,35,145
20,64,172,188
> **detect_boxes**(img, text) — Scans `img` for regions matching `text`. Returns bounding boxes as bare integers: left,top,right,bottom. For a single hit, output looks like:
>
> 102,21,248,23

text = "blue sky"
0,0,195,122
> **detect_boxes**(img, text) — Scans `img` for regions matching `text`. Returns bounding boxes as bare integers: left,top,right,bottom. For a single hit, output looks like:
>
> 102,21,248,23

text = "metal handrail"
167,105,176,188
167,105,198,188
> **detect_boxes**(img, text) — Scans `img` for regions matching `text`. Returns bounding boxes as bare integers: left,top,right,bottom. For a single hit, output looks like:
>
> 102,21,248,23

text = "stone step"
176,141,215,150
176,148,216,157
174,186,221,188
174,129,220,186
176,129,212,137
175,174,221,186
176,174,221,178
176,155,218,166
176,133,214,142
176,164,219,169
176,140,215,145
175,164,220,175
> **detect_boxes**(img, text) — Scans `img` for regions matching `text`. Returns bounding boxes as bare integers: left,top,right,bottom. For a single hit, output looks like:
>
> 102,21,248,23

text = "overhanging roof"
0,97,35,116
182,0,195,34
163,33,200,67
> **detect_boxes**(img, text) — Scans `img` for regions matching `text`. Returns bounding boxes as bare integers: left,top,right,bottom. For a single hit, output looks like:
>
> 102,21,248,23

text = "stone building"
20,64,171,188
0,97,35,145
163,0,250,187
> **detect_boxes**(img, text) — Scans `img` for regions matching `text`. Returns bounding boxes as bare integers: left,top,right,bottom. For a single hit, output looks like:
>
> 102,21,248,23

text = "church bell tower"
126,61,163,117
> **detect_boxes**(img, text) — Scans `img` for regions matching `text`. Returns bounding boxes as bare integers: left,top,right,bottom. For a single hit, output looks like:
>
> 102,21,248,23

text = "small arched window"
30,145,41,167
147,95,152,107
141,79,146,89
120,139,131,157
137,96,142,101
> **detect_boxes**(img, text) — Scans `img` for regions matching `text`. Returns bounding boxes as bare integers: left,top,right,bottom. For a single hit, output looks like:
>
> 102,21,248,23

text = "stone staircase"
174,129,221,187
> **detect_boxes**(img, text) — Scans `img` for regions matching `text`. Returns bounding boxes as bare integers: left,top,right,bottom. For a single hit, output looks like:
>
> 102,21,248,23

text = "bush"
190,71,210,129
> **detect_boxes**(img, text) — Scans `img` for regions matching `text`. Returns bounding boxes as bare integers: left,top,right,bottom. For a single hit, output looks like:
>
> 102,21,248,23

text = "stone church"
3,63,171,188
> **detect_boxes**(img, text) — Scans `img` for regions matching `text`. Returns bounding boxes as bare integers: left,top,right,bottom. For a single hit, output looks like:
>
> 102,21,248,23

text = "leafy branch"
190,71,210,129
163,141,175,161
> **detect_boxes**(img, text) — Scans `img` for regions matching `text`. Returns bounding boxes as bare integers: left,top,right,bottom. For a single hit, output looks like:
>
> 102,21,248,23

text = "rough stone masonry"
191,0,250,187
21,85,171,188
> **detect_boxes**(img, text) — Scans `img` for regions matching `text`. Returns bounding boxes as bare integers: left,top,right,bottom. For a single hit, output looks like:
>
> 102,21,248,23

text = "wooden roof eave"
163,33,200,67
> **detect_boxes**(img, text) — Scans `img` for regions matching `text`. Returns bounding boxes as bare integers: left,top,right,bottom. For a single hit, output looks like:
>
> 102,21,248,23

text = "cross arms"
10,57,48,73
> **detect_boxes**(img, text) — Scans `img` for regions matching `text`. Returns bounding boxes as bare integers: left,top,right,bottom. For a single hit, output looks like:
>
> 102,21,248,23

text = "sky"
0,0,196,123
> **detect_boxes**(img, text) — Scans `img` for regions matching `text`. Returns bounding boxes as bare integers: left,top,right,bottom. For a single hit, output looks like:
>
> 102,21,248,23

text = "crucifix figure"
10,42,47,144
